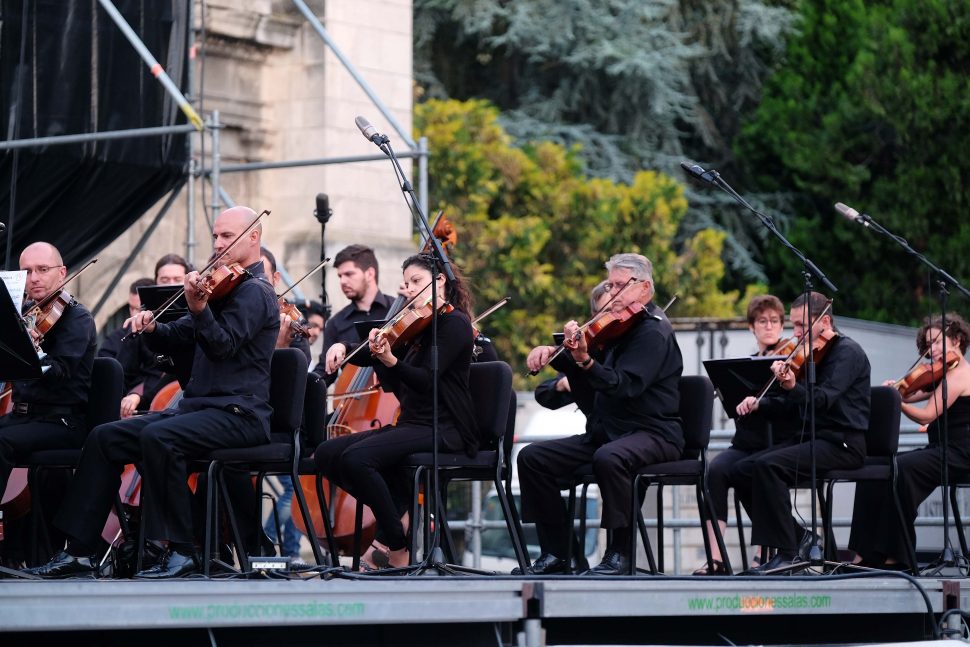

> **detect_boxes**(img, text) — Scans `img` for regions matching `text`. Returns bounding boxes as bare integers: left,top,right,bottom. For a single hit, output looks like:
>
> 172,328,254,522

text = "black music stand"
137,286,188,324
0,285,42,380
703,356,783,419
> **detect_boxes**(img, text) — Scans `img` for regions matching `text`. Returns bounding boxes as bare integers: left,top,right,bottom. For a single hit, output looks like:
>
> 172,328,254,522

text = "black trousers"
314,423,451,551
708,446,758,522
730,431,865,551
850,443,970,563
517,432,681,556
55,409,266,548
0,413,87,495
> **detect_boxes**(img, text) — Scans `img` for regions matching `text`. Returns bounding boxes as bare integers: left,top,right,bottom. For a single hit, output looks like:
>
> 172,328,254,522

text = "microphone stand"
355,124,482,577
684,163,837,572
839,207,970,574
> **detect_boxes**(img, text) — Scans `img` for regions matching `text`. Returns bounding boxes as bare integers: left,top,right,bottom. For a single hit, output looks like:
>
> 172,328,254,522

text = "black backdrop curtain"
0,0,189,269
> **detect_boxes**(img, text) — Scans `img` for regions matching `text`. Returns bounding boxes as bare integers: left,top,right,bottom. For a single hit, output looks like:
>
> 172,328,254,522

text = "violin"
22,290,75,345
783,329,838,379
894,350,961,398
279,299,311,339
585,302,646,350
378,295,455,351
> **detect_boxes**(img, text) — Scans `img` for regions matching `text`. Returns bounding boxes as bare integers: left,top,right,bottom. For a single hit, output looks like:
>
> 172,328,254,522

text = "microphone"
834,202,869,227
679,161,719,184
354,116,386,145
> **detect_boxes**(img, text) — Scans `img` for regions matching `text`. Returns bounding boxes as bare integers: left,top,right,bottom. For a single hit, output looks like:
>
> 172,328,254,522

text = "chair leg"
578,482,590,564
701,481,731,574
504,471,529,562
656,484,665,573
734,492,748,569
494,477,529,573
216,466,249,572
314,474,341,561
353,498,365,572
290,472,328,566
950,485,968,558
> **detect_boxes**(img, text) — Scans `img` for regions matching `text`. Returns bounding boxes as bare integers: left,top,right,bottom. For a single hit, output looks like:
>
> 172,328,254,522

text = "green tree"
416,98,762,385
736,0,970,323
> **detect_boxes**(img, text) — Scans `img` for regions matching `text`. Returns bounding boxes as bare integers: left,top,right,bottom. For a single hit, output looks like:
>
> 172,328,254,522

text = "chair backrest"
302,372,328,453
469,361,513,451
269,348,309,440
864,385,902,457
679,375,715,459
86,356,124,429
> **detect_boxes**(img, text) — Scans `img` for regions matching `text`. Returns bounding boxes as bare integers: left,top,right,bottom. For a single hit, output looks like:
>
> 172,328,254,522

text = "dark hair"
129,277,154,295
746,295,785,325
298,300,326,319
334,244,379,282
791,291,834,326
401,253,473,317
260,246,277,273
154,253,191,281
917,313,970,355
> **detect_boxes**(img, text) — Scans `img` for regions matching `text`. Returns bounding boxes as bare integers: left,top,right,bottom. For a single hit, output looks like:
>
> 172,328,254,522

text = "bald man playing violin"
518,252,684,576
27,206,279,580
0,242,97,565
729,291,870,574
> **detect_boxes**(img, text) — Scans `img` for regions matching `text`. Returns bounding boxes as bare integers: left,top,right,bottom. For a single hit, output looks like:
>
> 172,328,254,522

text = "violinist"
98,278,163,418
313,244,397,385
519,253,684,576
696,295,797,575
0,242,97,564
27,206,279,579
260,246,311,361
731,291,870,574
313,254,477,569
849,314,970,569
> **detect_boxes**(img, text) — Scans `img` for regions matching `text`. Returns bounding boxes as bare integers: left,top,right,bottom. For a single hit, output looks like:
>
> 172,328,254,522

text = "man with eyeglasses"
0,242,97,566
519,252,684,575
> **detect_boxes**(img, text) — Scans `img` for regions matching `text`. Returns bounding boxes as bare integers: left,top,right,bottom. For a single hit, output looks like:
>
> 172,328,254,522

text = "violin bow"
22,258,98,315
276,257,331,301
891,329,945,389
126,209,270,338
472,296,511,327
338,280,436,369
753,299,834,405
527,278,642,376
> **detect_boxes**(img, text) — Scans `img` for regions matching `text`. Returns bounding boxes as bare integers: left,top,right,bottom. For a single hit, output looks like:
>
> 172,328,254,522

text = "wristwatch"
576,356,593,368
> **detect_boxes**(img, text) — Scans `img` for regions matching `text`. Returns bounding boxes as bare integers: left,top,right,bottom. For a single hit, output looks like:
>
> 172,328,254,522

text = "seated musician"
313,244,397,385
260,246,311,361
520,253,684,576
98,278,162,418
731,292,870,574
849,313,970,569
27,206,279,579
0,243,97,564
313,254,478,569
696,294,796,575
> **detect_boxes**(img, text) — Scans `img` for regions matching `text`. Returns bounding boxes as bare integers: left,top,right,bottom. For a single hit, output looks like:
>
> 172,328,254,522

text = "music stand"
0,285,42,380
703,356,784,419
137,286,188,324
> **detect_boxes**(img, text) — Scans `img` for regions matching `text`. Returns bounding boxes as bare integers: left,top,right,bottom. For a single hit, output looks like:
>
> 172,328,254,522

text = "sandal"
692,559,728,576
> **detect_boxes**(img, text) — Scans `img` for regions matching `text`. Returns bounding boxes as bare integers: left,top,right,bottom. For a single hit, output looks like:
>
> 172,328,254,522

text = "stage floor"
0,569,965,645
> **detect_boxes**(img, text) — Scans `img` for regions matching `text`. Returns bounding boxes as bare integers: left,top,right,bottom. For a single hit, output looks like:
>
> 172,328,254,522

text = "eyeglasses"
603,279,642,294
754,317,783,327
23,265,64,276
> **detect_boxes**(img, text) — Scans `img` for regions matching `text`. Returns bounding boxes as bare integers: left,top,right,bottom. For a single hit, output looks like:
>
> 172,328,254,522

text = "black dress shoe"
797,529,822,561
584,549,631,576
23,550,96,579
135,550,199,579
740,551,800,575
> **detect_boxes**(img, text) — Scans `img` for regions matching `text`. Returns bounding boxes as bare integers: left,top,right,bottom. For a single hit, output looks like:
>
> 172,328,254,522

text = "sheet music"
0,270,26,313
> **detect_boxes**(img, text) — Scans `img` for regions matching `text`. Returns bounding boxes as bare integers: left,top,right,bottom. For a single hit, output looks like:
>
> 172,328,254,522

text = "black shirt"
758,333,871,435
731,348,798,451
551,301,684,452
351,309,478,455
144,261,280,437
13,299,97,410
315,291,398,385
98,326,166,406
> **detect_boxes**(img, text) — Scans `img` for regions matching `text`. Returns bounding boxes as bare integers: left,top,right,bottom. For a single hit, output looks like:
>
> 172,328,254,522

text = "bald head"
212,206,263,266
20,242,67,301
